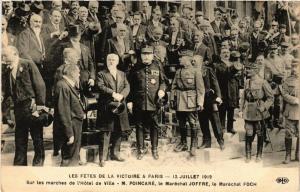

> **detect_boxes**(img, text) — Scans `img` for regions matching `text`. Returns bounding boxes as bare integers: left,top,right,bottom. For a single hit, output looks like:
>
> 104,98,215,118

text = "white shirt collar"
63,75,76,87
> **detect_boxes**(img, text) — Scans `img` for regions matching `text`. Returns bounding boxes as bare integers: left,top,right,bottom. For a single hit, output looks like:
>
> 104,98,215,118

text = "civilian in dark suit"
105,23,134,73
146,8,165,41
7,3,31,36
16,14,46,73
131,12,147,52
250,21,265,60
215,49,242,134
2,46,46,166
96,54,131,167
75,6,101,62
53,64,85,166
41,9,67,107
210,7,226,36
192,30,213,63
55,25,96,96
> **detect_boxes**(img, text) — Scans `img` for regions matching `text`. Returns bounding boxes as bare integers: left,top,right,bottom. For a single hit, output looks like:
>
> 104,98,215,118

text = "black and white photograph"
1,0,299,191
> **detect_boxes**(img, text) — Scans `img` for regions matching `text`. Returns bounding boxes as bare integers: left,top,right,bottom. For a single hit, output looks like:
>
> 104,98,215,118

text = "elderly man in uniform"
240,57,274,163
127,46,166,160
96,54,131,167
281,59,299,164
241,57,273,162
171,50,205,156
2,46,46,166
192,55,225,150
54,64,85,166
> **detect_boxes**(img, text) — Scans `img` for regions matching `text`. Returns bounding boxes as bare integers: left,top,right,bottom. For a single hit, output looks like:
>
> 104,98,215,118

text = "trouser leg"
187,112,198,156
30,123,45,166
99,132,111,162
256,121,264,162
149,111,159,159
219,104,226,131
110,131,122,158
210,112,224,149
227,107,235,133
198,110,211,148
13,118,29,166
295,137,299,161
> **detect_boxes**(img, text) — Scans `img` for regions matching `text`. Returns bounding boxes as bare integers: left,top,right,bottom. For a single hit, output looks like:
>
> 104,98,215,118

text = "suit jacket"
41,23,65,64
16,28,45,66
211,20,226,35
131,24,147,50
105,37,133,72
146,20,165,41
250,32,265,59
215,60,240,108
2,58,46,105
53,79,84,148
96,69,130,131
58,40,96,83
193,43,212,63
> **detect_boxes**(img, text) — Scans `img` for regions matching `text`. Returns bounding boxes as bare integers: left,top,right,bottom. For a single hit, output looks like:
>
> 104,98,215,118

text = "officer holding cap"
240,56,273,163
127,45,166,160
170,50,205,156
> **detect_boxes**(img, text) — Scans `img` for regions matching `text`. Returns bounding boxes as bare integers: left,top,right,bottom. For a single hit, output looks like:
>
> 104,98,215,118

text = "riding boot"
283,138,292,164
150,128,159,160
136,128,146,160
245,136,252,163
295,137,299,161
256,136,263,162
190,129,198,156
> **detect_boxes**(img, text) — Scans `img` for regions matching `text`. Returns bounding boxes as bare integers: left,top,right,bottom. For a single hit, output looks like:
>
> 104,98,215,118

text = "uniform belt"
177,88,195,91
246,99,259,102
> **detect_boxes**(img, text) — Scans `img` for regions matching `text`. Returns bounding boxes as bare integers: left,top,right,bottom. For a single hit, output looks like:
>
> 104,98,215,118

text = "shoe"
219,143,225,151
152,150,159,160
111,155,125,162
174,142,188,152
198,140,211,149
137,149,146,160
227,129,236,134
99,160,105,167
190,147,196,156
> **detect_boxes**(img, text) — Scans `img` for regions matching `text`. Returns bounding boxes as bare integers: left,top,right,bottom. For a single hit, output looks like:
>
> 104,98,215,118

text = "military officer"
170,50,205,156
127,46,166,160
240,57,274,163
281,59,299,164
192,55,225,150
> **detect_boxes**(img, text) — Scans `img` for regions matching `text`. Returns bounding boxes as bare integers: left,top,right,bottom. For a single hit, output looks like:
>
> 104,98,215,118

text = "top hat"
68,24,81,37
108,101,125,115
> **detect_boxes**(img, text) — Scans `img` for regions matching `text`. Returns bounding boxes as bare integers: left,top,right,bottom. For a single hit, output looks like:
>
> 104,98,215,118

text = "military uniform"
282,59,299,164
128,47,166,160
170,51,205,156
240,64,273,162
265,45,285,128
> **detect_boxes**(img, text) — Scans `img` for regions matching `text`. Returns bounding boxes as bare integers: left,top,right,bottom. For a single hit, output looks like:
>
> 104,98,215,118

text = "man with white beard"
17,14,46,74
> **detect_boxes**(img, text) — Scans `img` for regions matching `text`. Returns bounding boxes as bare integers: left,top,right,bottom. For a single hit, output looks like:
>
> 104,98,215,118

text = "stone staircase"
1,110,296,166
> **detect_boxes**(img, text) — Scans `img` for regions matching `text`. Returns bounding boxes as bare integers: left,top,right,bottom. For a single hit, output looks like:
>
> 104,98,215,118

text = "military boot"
256,136,263,162
245,136,252,163
136,128,146,160
190,129,198,156
150,128,159,160
283,138,292,164
174,127,188,152
295,138,299,161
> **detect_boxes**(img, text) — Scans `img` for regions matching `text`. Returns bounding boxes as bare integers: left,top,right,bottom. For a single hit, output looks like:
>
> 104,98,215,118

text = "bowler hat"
108,102,125,115
32,109,54,127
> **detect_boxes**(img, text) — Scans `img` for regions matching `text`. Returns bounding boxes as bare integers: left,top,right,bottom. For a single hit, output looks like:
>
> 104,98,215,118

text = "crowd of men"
1,0,299,167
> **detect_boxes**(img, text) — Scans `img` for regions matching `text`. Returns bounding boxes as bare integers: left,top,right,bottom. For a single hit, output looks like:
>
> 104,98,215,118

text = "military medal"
150,78,156,84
